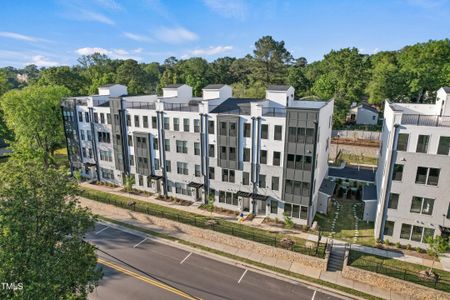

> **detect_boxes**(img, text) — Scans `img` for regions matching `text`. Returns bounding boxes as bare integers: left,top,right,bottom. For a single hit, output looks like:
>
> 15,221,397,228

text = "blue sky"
0,0,449,67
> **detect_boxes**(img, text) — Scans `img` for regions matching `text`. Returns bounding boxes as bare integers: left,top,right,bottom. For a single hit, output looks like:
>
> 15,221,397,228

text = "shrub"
395,242,401,249
384,239,390,246
284,213,294,229
406,244,412,250
416,246,424,253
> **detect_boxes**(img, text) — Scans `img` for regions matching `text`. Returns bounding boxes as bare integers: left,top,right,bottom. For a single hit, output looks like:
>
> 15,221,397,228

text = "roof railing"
401,114,450,127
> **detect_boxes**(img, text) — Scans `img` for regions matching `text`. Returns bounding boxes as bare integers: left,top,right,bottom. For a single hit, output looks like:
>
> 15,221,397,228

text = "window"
164,139,170,152
166,160,171,172
274,125,282,140
222,169,235,183
437,136,450,155
410,196,434,215
243,172,249,185
209,167,215,180
194,119,200,132
152,116,157,128
219,191,225,203
273,151,281,166
244,123,251,137
173,118,179,131
100,113,105,124
106,113,111,124
194,142,200,155
285,180,293,194
292,205,300,218
80,130,85,141
208,120,215,134
138,175,143,186
128,135,133,147
78,112,83,122
447,203,450,219
259,174,266,188
229,147,236,160
260,150,267,164
97,132,111,143
302,182,310,196
195,165,201,177
270,201,278,214
114,114,119,126
416,135,429,153
94,113,99,123
82,147,87,158
154,158,160,170
130,155,134,166
229,122,237,137
287,154,295,169
304,156,312,170
300,206,308,220
183,118,190,132
220,122,227,135
87,130,92,141
400,224,412,239
143,116,148,128
388,193,399,209
209,144,215,157
243,148,250,162
415,167,440,186
126,115,131,126
163,117,169,130
384,221,395,236
261,124,268,139
99,150,112,162
176,140,188,153
88,148,93,158
271,177,279,191
306,128,315,144
177,162,188,175
220,146,227,159
392,164,403,181
136,137,147,148
153,137,158,151
85,112,89,122
284,203,292,216
288,127,296,142
100,168,114,180
397,133,409,151
411,226,423,242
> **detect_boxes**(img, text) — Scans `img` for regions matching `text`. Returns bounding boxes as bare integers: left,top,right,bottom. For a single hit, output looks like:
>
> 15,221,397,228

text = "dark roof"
359,104,379,113
251,193,269,201
267,85,292,91
319,178,336,196
187,182,203,188
97,101,110,107
362,184,377,200
99,83,120,88
237,191,252,197
443,87,450,93
328,166,376,182
209,98,261,114
203,84,226,90
164,84,184,88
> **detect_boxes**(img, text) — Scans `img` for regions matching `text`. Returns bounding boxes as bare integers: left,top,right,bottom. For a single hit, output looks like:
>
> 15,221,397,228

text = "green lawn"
349,250,450,292
339,153,378,166
314,197,375,246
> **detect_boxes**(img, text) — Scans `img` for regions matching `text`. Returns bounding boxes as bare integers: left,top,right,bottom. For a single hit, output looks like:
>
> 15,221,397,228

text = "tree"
210,57,236,84
287,66,310,97
143,62,161,94
115,59,149,95
178,58,212,96
425,236,448,275
0,85,70,167
37,66,88,96
252,36,293,85
0,159,102,299
205,194,215,217
124,174,135,193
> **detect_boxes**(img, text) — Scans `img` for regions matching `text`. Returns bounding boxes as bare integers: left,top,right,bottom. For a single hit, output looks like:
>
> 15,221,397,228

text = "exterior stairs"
327,243,347,272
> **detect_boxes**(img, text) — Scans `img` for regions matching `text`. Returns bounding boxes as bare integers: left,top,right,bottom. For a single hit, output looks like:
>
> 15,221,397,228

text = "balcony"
164,103,199,112
125,101,156,110
401,114,450,127
262,107,286,117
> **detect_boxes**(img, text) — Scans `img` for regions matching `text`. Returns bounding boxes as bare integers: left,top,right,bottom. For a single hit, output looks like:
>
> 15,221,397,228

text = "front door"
257,201,266,215
242,197,250,212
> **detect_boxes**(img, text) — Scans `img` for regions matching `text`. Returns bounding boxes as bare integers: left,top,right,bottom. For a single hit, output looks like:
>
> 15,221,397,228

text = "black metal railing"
401,114,450,127
126,102,156,110
164,103,199,112
262,107,286,117
208,105,252,115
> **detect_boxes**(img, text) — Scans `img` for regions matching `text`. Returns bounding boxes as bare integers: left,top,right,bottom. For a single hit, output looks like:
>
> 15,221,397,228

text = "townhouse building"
375,87,450,247
61,83,334,225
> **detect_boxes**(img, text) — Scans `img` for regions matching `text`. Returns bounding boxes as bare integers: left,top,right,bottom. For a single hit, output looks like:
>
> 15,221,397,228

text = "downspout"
118,98,130,174
204,114,210,203
88,107,101,181
200,113,207,203
157,111,168,197
378,124,400,241
60,105,74,175
308,121,319,226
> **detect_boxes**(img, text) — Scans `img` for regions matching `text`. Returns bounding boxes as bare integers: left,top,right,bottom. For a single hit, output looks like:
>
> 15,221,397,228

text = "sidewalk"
80,182,448,272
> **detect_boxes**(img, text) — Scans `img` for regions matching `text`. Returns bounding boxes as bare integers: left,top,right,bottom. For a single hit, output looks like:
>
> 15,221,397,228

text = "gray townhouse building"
61,83,334,225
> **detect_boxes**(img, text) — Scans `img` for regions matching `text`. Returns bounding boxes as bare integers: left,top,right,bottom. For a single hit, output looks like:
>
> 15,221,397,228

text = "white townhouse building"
375,87,450,247
61,83,334,225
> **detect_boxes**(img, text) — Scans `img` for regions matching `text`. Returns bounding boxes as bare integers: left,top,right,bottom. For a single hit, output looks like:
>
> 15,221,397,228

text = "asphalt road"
86,222,348,300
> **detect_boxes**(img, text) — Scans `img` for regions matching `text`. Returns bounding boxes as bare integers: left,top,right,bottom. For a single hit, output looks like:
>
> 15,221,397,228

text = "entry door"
257,201,266,215
156,180,161,193
243,197,250,212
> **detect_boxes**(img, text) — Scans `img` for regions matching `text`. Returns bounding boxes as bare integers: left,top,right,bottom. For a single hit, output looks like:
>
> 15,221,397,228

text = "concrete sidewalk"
81,182,448,272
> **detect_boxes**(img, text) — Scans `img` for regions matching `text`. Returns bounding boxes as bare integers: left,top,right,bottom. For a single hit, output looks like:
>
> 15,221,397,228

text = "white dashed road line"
133,237,148,248
180,252,192,264
237,269,248,284
95,226,109,235
312,290,317,300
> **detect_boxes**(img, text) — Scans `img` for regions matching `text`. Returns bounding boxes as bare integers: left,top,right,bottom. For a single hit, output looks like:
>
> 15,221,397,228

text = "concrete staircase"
327,243,347,272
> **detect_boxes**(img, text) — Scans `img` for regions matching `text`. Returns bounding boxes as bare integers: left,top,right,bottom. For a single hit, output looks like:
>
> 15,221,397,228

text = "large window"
163,117,170,130
164,139,170,152
220,122,227,135
208,120,215,134
209,144,215,157
177,162,188,175
384,221,395,236
397,133,409,151
284,204,307,219
400,224,412,239
259,174,266,188
272,177,279,191
194,119,200,132
437,136,450,155
270,201,278,214
273,151,281,166
415,167,440,186
134,115,140,127
152,116,157,128
244,123,251,137
400,223,434,242
176,140,188,153
261,124,268,139
220,146,227,159
183,118,190,132
242,172,249,185
173,118,180,131
195,164,200,177
229,122,237,137
209,167,215,180
388,193,399,209
143,116,148,128
392,164,404,181
260,150,267,164
222,169,235,183
229,147,236,160
219,191,238,206
416,135,429,153
194,142,200,155
243,148,250,162
410,196,434,215
274,125,282,140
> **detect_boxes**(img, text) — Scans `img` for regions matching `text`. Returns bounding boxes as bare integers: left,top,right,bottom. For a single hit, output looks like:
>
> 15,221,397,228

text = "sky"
0,0,449,68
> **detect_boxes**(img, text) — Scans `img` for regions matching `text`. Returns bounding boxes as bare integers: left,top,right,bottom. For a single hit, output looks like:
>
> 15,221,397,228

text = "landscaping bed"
348,250,450,293
80,187,326,258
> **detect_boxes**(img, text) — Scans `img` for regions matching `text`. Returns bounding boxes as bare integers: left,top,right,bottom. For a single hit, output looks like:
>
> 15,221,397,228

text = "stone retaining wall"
342,265,450,300
80,197,326,270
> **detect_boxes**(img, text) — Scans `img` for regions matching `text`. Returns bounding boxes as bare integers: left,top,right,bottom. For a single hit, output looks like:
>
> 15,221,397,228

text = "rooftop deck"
400,114,450,127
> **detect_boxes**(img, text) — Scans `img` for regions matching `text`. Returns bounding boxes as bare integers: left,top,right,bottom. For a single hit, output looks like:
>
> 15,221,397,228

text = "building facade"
347,103,379,125
62,83,334,225
375,87,450,247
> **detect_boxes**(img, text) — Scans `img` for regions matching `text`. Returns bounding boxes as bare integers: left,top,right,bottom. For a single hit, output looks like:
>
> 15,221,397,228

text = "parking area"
86,223,346,300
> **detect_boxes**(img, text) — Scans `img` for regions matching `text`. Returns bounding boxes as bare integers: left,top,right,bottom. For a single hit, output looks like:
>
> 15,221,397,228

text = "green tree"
252,36,293,84
37,66,88,96
115,59,149,95
124,174,135,193
0,159,101,299
143,62,161,94
287,66,310,97
210,57,236,84
178,58,212,96
1,85,70,167
425,236,448,274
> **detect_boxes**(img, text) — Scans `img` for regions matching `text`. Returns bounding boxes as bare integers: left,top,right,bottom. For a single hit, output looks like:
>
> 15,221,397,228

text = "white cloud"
185,46,233,57
77,9,115,25
0,32,39,42
75,47,141,60
29,55,59,67
203,0,248,20
154,27,198,44
123,32,152,42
